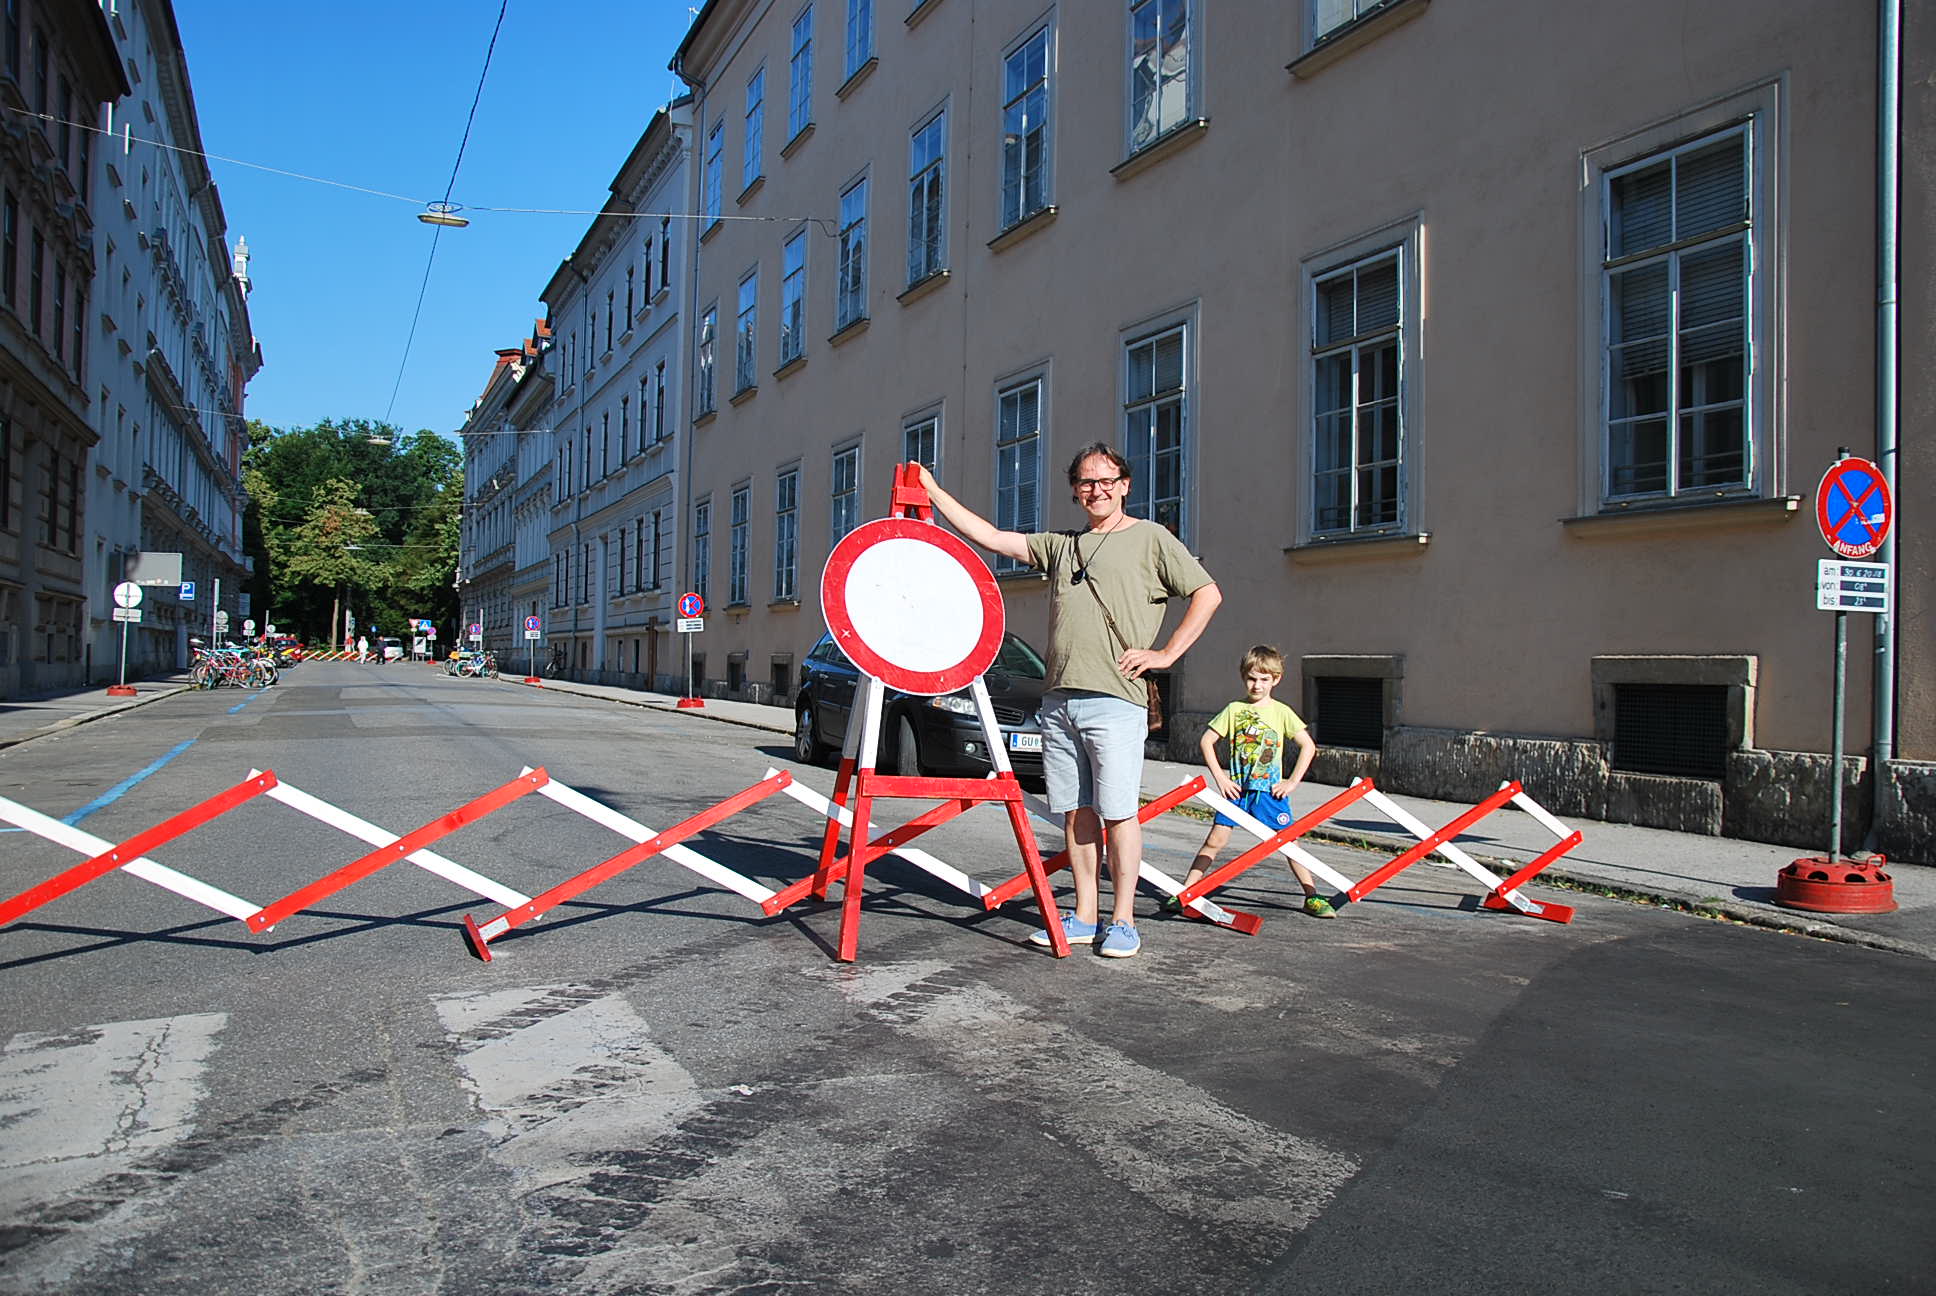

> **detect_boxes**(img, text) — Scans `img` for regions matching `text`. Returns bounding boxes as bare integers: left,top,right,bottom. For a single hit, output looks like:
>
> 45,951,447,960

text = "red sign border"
820,517,1004,697
678,591,706,619
1814,458,1893,559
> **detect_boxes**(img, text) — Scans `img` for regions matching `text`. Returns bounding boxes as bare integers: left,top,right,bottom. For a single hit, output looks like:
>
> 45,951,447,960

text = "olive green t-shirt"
1024,521,1214,707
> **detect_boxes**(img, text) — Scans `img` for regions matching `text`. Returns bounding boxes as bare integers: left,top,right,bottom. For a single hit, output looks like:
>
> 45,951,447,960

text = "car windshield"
994,634,1046,679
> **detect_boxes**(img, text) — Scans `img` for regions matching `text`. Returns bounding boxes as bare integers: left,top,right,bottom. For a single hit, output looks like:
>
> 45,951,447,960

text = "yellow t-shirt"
1208,698,1307,790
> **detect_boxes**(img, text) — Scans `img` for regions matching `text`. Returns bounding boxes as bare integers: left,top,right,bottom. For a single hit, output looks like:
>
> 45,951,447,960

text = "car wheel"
893,715,923,777
795,702,829,764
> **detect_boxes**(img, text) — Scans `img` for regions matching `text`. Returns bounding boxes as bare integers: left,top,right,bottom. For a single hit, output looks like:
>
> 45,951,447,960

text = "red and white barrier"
460,768,792,960
0,787,265,925
1347,780,1578,922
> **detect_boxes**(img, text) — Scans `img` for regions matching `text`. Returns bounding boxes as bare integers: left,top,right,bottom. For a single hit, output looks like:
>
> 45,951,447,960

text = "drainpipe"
1869,0,1901,848
673,54,708,696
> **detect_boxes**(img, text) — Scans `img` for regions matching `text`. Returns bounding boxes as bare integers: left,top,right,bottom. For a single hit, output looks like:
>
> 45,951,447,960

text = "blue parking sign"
179,581,197,601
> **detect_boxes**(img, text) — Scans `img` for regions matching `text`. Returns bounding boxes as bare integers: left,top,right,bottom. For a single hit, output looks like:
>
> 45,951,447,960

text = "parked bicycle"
190,643,278,689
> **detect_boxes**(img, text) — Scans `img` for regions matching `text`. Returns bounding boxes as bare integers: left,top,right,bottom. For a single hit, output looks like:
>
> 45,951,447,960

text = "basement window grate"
1612,682,1729,780
1314,676,1383,750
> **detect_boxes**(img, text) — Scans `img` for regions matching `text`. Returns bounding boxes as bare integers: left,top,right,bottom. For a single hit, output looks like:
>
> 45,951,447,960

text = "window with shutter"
1602,125,1750,503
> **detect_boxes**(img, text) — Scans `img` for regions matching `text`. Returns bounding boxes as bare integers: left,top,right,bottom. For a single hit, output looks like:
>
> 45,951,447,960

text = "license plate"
1008,732,1043,752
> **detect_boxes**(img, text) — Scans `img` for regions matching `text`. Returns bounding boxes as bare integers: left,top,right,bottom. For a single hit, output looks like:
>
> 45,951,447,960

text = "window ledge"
996,567,1046,585
1111,118,1210,182
652,286,670,306
1286,531,1431,563
1287,0,1431,79
907,0,945,28
988,205,1058,253
729,384,758,406
829,315,870,346
1562,494,1801,539
773,354,807,381
768,598,803,611
736,174,765,206
617,327,634,347
699,218,724,244
693,408,718,428
836,56,878,101
781,123,815,159
898,268,951,306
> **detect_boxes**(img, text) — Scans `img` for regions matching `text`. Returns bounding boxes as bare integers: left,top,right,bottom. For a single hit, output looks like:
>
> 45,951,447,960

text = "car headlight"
927,694,978,716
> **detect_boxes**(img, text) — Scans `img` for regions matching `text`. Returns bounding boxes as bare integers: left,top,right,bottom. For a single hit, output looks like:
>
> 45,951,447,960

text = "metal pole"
1831,610,1847,864
211,577,221,645
686,631,694,699
117,616,129,688
1869,0,1901,848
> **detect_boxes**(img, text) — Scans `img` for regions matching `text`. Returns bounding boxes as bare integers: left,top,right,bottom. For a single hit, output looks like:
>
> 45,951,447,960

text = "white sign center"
841,537,983,673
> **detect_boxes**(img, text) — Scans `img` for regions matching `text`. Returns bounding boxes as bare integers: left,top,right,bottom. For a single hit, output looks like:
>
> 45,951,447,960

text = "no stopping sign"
820,518,1004,696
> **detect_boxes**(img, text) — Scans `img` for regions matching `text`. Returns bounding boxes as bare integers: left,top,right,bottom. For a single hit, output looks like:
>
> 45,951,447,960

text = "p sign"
1815,457,1892,559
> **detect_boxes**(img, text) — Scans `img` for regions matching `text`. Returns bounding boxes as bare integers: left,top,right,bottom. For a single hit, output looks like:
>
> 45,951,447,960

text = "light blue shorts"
1039,689,1148,822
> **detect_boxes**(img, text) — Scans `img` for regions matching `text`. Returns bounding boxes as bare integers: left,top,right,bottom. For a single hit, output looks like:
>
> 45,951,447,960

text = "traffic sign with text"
677,617,704,633
1815,458,1892,558
1817,560,1890,612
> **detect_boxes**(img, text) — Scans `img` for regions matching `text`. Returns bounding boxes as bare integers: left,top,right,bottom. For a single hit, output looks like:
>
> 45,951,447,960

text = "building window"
1,192,14,309
1128,0,1193,152
1612,683,1730,780
908,109,946,284
654,361,667,441
71,284,82,376
1311,0,1394,43
697,306,717,414
660,216,672,288
729,485,751,605
995,377,1042,570
1123,323,1187,536
692,499,712,600
581,542,591,604
743,67,766,190
774,468,799,600
779,229,807,365
1001,24,1051,230
649,507,664,588
836,176,868,330
1312,675,1385,750
789,5,813,139
1602,124,1752,503
643,238,655,299
735,269,759,393
704,120,724,224
903,413,939,471
619,398,630,460
831,444,861,542
632,515,646,591
845,0,873,79
1310,248,1403,535
605,291,615,351
51,261,64,363
29,228,42,335
0,413,11,529
626,265,635,320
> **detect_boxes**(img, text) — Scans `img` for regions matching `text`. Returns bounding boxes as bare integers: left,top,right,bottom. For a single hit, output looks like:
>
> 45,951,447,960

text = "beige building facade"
670,0,1931,859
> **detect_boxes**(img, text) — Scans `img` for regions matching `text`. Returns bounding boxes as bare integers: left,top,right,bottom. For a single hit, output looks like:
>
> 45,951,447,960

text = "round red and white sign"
820,518,1004,696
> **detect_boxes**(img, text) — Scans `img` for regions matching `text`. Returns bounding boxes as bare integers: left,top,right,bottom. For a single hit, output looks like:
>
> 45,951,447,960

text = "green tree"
244,419,462,641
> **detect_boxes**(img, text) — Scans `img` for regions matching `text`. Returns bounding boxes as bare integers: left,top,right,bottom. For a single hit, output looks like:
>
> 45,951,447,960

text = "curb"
0,683,196,752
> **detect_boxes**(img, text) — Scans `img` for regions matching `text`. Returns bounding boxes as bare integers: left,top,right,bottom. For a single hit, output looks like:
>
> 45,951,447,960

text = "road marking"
59,738,197,827
434,985,704,1151
0,1013,226,1284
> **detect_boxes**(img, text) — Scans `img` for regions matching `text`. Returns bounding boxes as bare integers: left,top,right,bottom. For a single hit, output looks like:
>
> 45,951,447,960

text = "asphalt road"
0,662,1930,1295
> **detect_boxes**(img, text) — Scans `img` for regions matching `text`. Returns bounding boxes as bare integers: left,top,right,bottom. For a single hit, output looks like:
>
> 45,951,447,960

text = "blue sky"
171,2,699,440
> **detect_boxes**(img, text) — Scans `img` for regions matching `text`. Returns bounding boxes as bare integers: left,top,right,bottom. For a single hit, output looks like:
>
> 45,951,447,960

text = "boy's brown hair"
1241,645,1285,678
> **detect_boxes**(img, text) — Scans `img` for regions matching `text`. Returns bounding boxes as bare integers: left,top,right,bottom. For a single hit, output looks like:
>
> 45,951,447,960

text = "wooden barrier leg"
1003,791,1070,957
835,789,874,962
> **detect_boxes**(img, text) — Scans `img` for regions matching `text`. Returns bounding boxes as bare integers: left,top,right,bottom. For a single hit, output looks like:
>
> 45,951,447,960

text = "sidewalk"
508,673,1936,961
0,674,197,750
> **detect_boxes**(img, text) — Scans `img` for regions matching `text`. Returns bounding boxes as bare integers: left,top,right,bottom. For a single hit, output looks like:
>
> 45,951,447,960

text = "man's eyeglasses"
1074,476,1123,493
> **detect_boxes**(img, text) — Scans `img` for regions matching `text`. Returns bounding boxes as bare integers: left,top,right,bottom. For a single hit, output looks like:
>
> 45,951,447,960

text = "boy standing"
1164,646,1337,918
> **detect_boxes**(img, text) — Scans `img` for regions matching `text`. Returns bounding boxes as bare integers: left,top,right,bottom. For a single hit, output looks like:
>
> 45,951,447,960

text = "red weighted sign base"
676,697,704,709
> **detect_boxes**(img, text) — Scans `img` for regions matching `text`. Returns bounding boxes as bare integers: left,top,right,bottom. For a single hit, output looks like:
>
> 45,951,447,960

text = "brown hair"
1065,443,1132,487
1241,645,1286,678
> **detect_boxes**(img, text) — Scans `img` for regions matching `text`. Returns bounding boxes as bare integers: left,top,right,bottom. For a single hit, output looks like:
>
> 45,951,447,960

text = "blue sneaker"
1028,911,1099,948
1098,920,1142,959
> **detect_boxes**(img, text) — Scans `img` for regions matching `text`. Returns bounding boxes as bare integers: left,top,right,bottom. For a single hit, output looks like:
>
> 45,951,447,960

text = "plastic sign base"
676,697,705,709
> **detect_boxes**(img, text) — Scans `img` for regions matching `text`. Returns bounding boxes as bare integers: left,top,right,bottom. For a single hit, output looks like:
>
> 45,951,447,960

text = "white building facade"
87,0,258,676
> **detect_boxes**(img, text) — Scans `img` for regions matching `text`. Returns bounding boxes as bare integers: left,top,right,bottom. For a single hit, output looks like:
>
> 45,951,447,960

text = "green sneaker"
1159,893,1184,915
1303,895,1338,918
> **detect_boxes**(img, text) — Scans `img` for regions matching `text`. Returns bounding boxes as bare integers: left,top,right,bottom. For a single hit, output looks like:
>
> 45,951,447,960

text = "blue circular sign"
524,615,542,632
678,591,705,618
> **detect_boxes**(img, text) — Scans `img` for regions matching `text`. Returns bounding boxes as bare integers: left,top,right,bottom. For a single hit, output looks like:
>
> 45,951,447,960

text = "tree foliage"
243,419,463,642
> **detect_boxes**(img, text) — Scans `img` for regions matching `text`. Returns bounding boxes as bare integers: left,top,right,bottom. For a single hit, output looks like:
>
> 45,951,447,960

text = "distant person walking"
356,634,369,662
919,446,1221,958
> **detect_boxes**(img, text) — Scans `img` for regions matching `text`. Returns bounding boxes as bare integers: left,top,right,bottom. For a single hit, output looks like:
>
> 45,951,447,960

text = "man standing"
919,446,1221,957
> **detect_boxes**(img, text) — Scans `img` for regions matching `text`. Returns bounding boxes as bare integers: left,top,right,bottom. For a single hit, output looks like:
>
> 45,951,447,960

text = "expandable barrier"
981,774,1579,931
461,769,790,960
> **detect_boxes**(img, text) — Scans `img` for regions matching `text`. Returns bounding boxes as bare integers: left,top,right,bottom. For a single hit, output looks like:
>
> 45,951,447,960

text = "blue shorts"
1215,788,1294,831
1039,689,1148,822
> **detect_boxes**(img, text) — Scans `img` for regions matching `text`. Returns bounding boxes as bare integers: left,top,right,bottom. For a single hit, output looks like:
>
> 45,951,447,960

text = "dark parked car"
793,631,1047,778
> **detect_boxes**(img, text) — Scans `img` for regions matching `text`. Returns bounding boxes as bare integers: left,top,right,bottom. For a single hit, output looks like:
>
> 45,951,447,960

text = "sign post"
523,615,543,684
109,581,143,696
677,592,705,708
1809,452,1893,870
